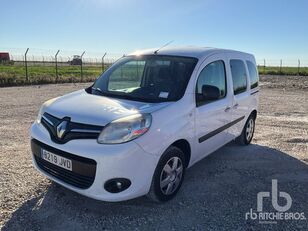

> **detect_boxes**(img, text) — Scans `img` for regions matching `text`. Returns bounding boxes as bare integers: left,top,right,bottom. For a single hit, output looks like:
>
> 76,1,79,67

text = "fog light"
104,178,131,193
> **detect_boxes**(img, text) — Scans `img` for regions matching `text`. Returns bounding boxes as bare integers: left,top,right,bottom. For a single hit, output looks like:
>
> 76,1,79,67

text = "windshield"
91,55,198,103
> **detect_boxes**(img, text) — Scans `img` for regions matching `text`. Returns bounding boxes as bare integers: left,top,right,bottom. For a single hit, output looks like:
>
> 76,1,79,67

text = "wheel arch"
250,109,257,120
170,139,191,168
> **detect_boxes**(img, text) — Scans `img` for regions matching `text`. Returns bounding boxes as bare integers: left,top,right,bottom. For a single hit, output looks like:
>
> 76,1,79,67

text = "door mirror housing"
201,85,220,100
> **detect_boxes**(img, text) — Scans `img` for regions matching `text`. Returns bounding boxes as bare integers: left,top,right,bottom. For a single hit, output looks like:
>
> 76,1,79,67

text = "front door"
194,55,233,162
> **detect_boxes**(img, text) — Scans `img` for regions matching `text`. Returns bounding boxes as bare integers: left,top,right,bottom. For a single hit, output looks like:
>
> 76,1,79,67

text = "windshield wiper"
92,87,127,99
91,87,167,103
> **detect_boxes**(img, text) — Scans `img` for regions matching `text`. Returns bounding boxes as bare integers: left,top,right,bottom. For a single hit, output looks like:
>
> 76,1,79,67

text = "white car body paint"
30,46,259,201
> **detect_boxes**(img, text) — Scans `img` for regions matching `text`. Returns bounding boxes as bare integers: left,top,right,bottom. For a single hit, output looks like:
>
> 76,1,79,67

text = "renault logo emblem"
56,121,68,139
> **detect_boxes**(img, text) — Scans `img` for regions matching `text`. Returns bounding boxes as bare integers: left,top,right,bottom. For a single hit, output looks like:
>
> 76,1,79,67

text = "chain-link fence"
256,59,308,76
1,48,308,87
0,48,122,86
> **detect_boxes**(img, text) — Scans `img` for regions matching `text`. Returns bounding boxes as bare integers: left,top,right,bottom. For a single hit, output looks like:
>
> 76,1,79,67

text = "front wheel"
147,146,185,202
237,115,255,145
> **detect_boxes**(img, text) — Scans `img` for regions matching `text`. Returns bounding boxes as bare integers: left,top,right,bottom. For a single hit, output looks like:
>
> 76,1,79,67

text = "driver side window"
196,60,227,107
108,60,145,91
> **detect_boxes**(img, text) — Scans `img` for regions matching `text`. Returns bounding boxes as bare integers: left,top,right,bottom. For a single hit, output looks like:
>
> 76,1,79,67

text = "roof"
129,46,252,59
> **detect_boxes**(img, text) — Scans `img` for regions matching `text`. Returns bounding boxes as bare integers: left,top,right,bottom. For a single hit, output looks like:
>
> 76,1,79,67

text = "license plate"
41,149,72,171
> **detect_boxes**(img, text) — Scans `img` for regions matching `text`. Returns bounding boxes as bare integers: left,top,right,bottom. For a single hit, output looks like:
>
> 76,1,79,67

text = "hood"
44,90,171,126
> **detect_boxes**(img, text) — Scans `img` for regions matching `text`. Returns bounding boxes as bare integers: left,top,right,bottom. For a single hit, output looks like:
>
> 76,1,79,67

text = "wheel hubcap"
160,157,183,195
246,118,254,141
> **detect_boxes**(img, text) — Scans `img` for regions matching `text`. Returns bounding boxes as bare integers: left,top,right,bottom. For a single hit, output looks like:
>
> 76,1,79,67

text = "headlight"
97,113,152,144
36,105,44,123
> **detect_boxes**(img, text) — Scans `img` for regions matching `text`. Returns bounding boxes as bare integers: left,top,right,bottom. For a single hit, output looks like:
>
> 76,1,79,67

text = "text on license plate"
41,149,72,171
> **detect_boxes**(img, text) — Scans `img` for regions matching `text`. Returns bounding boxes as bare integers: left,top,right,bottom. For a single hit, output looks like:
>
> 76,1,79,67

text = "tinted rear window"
246,61,259,89
230,60,247,95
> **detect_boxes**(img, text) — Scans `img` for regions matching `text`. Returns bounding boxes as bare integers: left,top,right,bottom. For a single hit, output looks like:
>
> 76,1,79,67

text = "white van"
30,47,259,202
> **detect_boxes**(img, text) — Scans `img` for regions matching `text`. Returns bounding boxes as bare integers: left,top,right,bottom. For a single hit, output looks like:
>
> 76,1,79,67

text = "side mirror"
202,85,220,100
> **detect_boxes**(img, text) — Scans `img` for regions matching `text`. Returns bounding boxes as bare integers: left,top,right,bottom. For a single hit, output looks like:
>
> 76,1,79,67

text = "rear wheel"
147,146,185,202
237,115,255,145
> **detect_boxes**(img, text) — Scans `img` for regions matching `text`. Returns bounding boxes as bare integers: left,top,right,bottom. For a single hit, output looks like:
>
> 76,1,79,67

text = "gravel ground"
0,76,307,230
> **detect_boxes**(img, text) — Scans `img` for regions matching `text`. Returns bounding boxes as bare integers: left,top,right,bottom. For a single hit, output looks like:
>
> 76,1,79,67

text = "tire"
147,146,186,202
236,115,255,145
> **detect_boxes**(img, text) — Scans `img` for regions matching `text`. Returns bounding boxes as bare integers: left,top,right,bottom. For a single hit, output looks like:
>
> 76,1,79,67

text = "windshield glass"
91,55,198,103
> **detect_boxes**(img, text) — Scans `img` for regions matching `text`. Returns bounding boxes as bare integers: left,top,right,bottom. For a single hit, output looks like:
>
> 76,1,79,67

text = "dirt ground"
0,75,307,230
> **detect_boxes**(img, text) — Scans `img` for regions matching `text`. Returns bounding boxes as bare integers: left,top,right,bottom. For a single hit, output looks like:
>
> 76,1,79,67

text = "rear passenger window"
246,61,259,89
196,60,226,106
230,60,247,95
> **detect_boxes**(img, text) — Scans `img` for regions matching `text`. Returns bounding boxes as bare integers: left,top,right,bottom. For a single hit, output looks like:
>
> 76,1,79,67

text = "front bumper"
30,122,159,202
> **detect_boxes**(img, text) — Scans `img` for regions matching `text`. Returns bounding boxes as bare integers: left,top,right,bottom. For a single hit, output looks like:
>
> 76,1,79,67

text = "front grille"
31,139,96,189
41,112,104,144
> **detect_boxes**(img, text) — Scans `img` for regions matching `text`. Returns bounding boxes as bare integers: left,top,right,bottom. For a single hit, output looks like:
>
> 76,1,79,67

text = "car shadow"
2,143,308,231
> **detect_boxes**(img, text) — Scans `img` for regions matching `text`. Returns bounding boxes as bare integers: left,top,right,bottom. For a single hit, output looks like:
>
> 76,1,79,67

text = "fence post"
80,51,85,82
25,48,29,82
55,50,60,83
298,59,300,76
102,52,107,72
279,59,282,73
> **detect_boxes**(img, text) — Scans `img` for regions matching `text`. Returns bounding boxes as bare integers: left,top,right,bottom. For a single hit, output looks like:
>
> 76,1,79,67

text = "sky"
1,0,308,65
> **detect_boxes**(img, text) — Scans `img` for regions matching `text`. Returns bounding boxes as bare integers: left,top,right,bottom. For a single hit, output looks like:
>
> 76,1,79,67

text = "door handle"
233,103,239,109
224,106,231,112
